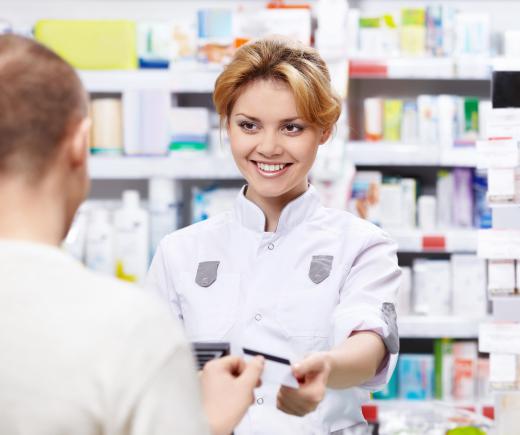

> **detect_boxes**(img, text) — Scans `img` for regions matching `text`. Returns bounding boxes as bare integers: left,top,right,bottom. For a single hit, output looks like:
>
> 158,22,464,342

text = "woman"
147,37,401,435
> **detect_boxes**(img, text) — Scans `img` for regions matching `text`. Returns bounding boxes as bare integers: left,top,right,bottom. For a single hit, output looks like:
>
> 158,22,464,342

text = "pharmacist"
147,37,401,435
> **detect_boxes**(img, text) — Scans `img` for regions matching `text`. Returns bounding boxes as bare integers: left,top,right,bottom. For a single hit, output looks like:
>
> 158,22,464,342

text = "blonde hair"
213,37,341,131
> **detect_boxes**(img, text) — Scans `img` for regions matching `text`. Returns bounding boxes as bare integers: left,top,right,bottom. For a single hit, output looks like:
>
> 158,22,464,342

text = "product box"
400,8,426,56
34,20,137,70
489,353,520,390
413,259,451,315
451,254,487,317
434,338,453,400
488,259,516,296
170,107,210,152
453,341,478,401
364,98,383,141
453,168,474,228
418,95,438,145
436,170,453,228
383,99,403,141
373,368,398,399
397,266,412,316
473,171,492,229
379,178,403,228
398,354,434,400
348,171,382,225
401,178,417,228
90,98,124,154
401,101,419,143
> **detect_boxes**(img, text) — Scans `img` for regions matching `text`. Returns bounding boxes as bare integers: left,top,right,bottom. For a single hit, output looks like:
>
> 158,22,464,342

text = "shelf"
388,229,478,253
398,315,487,338
79,65,222,93
349,57,491,80
346,143,477,167
88,154,243,180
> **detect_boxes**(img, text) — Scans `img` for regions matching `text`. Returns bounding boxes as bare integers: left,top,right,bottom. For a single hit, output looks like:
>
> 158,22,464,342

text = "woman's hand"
201,355,264,435
276,352,331,417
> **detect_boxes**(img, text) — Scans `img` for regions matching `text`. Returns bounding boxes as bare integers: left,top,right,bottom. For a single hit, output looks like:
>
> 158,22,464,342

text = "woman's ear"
319,128,332,145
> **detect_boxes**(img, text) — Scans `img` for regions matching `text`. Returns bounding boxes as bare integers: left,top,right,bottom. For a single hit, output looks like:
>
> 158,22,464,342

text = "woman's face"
228,79,329,203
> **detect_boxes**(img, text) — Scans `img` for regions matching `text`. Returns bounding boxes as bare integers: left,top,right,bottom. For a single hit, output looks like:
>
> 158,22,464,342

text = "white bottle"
149,177,179,255
114,190,149,285
85,208,115,276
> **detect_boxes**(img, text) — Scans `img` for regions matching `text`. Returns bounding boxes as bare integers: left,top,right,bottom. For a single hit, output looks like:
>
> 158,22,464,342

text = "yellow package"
34,20,137,70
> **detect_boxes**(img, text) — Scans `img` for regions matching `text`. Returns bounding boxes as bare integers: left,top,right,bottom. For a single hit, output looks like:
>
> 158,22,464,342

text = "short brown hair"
0,34,87,179
213,37,341,131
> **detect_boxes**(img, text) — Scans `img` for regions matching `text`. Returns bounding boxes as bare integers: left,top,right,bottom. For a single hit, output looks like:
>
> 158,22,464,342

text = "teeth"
257,162,286,172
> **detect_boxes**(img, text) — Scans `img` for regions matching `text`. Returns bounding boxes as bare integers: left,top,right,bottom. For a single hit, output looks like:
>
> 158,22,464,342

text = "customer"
0,33,263,435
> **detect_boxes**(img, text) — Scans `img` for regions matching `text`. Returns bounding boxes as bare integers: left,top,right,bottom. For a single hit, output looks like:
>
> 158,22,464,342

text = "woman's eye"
239,121,258,132
283,123,304,134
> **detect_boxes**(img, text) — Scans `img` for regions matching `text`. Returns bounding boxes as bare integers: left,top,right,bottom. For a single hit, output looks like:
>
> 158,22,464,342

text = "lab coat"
147,184,401,434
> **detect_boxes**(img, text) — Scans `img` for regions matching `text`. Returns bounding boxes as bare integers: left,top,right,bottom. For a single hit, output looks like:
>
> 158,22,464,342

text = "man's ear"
319,128,332,145
69,117,91,168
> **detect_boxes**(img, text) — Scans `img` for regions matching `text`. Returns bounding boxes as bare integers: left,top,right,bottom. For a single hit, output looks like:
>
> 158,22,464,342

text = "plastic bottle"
114,190,149,285
85,208,115,275
149,177,179,255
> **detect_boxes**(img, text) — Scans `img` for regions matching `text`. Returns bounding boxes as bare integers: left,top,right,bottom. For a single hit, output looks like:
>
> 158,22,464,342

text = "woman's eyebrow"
235,113,301,123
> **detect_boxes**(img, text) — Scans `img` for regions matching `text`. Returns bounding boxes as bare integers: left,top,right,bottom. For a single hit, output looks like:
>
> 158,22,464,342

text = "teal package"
398,354,434,400
373,368,398,399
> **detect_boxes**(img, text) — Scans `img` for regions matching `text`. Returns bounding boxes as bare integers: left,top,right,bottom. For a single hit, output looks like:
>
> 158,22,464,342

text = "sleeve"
332,229,401,391
129,343,211,435
146,240,183,323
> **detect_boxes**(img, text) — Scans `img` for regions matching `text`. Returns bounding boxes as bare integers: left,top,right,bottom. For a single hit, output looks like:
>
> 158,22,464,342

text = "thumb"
238,356,264,388
292,355,325,378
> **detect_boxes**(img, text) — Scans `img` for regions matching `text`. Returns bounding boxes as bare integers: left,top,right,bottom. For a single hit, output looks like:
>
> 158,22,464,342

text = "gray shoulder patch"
381,302,399,354
309,255,333,284
195,261,220,287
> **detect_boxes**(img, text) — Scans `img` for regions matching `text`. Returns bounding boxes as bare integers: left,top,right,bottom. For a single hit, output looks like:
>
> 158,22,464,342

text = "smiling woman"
213,38,342,228
147,36,401,435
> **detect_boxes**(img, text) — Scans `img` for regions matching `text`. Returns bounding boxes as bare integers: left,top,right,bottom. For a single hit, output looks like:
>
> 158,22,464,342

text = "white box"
487,168,516,203
476,138,519,169
397,266,412,316
488,260,516,295
380,183,403,228
413,259,451,315
451,255,487,317
490,353,518,388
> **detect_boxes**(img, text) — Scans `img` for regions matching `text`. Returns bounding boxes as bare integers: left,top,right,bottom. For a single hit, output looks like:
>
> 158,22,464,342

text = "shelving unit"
88,155,242,180
399,315,487,339
349,57,491,80
346,142,477,167
387,228,477,253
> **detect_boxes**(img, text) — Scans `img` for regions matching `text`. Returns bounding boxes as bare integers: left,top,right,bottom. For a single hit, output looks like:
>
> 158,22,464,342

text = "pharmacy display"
7,0,520,432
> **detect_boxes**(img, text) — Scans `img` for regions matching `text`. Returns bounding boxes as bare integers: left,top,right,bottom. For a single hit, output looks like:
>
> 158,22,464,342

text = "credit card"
243,347,299,388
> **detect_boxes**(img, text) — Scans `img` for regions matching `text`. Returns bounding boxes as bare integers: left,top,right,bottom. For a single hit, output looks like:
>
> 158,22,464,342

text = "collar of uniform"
233,184,321,233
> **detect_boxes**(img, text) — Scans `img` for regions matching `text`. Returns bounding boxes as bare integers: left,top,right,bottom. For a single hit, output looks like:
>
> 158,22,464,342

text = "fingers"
277,387,317,417
238,356,264,389
292,354,328,380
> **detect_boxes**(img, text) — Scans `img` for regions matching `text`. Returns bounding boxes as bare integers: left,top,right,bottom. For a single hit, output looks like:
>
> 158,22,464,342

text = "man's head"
0,34,90,235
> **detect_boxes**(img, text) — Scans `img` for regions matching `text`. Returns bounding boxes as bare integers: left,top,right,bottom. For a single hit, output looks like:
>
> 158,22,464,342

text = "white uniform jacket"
147,184,401,434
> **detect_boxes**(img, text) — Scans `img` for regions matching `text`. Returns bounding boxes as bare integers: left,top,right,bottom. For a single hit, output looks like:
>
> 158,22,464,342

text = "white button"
256,397,264,405
268,243,275,250
254,313,262,321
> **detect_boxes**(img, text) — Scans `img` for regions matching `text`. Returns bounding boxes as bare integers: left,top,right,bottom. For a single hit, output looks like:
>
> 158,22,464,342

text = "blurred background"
4,1,520,433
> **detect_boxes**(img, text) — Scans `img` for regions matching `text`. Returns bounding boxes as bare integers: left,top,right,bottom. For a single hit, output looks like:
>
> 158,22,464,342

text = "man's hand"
201,355,264,435
276,352,331,417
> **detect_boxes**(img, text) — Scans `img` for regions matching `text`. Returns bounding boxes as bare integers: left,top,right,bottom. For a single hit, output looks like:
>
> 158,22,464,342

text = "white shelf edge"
88,155,243,180
398,315,487,338
346,143,477,167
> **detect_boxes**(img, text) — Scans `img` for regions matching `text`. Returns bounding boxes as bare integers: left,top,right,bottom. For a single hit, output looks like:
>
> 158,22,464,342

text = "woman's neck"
245,182,308,232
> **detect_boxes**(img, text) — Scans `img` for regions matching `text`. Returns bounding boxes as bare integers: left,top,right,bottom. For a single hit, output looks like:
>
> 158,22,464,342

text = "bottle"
114,190,149,285
85,208,115,275
149,177,179,255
